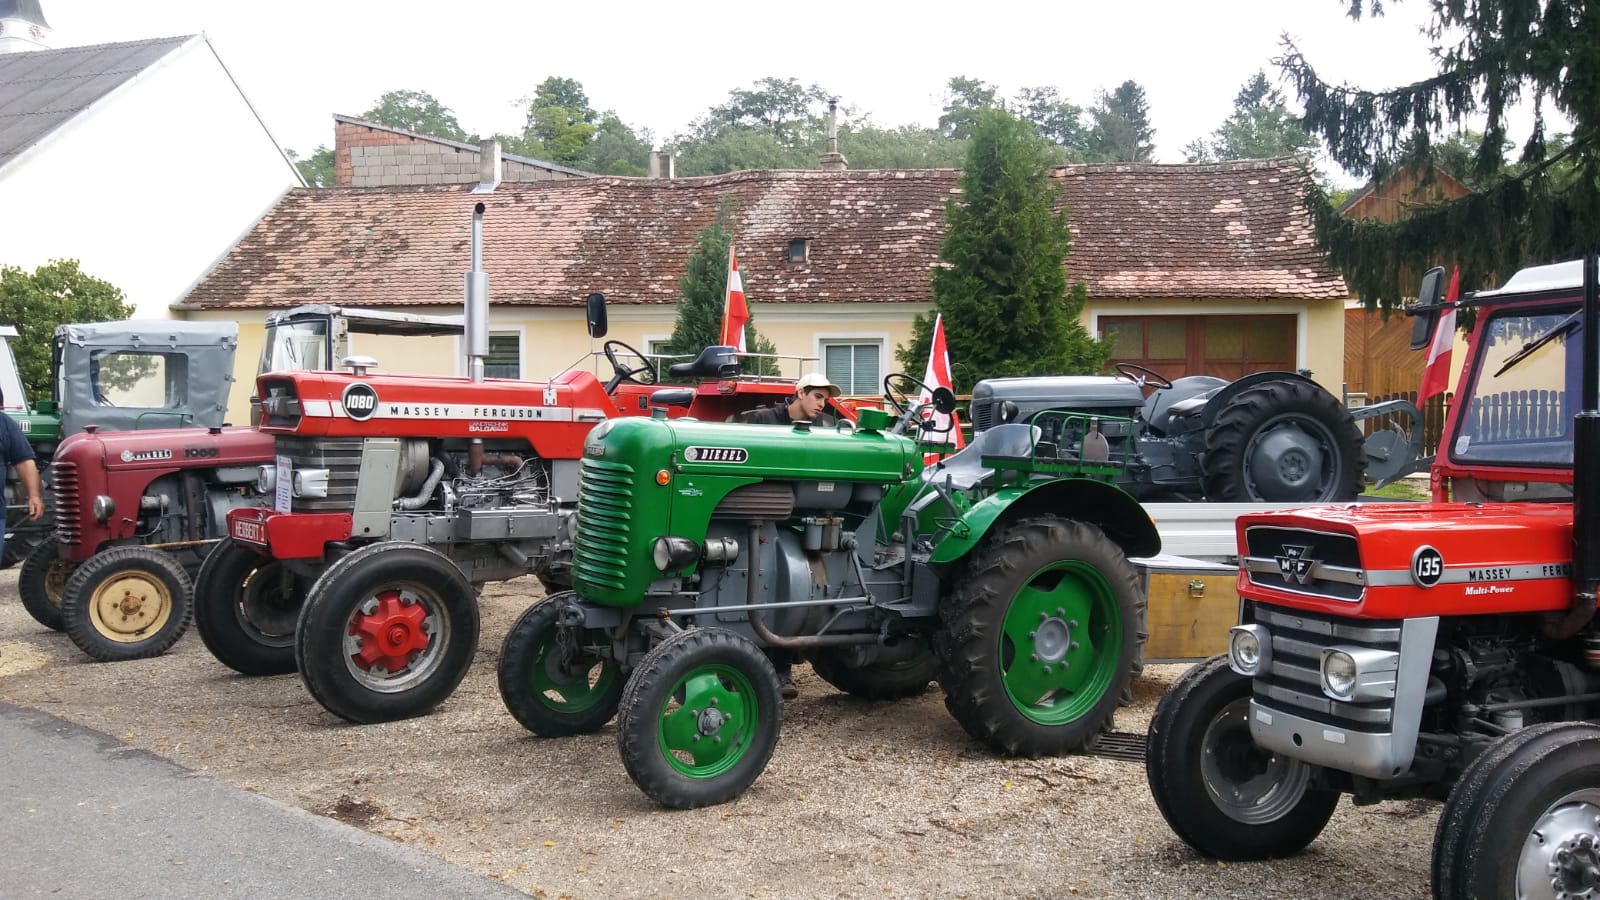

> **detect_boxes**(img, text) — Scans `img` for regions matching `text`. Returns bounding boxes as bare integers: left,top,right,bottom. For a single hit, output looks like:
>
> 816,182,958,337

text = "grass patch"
1363,479,1429,501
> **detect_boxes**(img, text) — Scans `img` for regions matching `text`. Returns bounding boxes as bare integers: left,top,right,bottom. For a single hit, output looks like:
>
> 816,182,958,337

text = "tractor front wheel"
1145,655,1339,860
295,543,479,724
60,546,192,661
18,536,73,632
937,516,1144,757
194,541,304,676
616,628,782,809
1432,721,1600,900
498,593,623,736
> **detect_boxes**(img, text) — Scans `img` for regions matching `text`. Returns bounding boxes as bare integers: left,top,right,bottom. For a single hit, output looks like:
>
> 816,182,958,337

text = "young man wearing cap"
743,372,839,428
740,373,841,698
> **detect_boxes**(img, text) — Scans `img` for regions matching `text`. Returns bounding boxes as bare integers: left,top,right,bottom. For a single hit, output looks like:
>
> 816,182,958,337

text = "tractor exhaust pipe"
1556,253,1600,639
464,202,489,384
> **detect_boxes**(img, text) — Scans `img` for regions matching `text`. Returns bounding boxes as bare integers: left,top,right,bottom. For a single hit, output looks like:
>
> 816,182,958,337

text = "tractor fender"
1197,370,1322,431
929,477,1160,568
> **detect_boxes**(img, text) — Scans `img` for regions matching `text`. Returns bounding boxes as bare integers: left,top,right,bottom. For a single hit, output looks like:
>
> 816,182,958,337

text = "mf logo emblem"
1276,545,1318,584
341,383,379,421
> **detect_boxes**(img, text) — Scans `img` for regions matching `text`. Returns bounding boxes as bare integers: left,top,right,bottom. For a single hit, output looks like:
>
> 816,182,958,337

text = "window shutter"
824,346,853,392
485,333,520,379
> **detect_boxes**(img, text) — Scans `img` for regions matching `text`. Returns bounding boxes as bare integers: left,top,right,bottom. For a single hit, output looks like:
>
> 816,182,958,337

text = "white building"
0,7,301,318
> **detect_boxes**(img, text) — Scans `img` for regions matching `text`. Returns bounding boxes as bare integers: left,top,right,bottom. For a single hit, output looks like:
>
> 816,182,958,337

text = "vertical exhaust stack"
1574,254,1600,609
819,98,848,172
464,202,489,384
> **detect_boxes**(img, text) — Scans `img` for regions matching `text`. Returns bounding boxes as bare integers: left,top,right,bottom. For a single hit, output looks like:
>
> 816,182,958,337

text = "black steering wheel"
882,373,935,416
1114,362,1174,391
603,340,657,391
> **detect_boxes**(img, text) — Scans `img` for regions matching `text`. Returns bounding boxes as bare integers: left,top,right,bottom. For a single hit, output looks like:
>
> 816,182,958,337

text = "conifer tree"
897,108,1109,392
663,196,779,375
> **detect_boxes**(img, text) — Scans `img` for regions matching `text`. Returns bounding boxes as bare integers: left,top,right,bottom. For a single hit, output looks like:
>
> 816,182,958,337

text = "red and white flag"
1420,267,1460,401
918,314,966,450
720,246,749,352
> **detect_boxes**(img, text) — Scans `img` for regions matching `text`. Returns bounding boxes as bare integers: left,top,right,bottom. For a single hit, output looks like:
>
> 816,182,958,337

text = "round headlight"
1229,629,1261,674
1322,650,1358,700
256,465,276,494
652,537,672,571
91,494,115,524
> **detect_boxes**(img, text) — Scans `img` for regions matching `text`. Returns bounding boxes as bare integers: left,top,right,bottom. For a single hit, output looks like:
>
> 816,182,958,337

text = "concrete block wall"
334,119,586,187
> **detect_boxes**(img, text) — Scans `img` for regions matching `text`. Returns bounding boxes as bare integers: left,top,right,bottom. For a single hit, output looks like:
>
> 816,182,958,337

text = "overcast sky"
48,1,1462,181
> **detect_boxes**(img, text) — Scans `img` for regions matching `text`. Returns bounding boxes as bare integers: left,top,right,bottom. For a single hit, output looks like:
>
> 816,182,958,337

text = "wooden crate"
1136,554,1241,663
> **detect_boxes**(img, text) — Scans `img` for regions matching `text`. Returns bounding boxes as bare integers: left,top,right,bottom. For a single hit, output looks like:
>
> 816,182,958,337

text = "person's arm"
14,458,43,520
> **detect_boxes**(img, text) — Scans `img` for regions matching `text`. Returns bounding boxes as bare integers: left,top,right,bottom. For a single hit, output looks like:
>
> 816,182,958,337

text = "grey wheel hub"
1520,789,1600,899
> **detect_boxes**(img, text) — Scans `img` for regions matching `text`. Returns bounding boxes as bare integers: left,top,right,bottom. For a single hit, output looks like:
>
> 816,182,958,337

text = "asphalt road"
0,702,525,899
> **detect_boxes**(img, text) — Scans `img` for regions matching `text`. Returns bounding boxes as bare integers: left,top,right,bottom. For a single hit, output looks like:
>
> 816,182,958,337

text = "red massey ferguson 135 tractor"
25,306,465,663
200,201,857,724
1145,257,1600,899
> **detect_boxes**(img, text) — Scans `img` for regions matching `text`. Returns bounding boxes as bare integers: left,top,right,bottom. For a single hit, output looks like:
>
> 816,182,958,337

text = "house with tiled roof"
175,157,1350,420
0,18,301,318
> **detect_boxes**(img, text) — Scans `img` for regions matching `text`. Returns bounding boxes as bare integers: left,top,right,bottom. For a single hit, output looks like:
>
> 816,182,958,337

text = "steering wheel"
603,340,657,390
882,373,936,416
1114,362,1174,391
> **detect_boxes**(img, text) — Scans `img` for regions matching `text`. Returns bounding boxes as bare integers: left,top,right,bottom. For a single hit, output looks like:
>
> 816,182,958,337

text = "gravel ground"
0,569,1440,898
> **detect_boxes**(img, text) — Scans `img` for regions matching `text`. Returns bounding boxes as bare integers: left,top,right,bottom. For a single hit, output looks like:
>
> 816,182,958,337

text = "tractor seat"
668,345,741,380
923,423,1041,491
649,388,696,408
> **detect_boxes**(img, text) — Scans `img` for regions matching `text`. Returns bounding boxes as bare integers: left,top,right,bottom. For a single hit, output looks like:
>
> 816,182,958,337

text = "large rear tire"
1202,379,1366,503
1431,721,1600,900
18,535,72,632
295,542,479,724
616,628,782,809
60,546,193,662
194,541,303,676
497,593,623,736
936,516,1145,757
1145,655,1340,860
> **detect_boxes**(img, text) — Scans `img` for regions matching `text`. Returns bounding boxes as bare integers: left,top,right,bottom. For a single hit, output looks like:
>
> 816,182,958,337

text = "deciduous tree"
0,261,134,401
1184,71,1317,163
361,90,470,141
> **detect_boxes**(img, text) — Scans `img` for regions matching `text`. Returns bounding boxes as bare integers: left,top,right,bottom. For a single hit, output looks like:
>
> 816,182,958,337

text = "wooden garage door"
1100,315,1296,381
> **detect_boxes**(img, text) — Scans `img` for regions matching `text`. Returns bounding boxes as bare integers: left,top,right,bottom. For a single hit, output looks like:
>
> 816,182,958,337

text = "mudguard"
929,477,1160,567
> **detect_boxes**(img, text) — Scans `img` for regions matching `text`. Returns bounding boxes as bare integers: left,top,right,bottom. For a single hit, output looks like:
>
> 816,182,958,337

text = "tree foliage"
287,145,335,187
897,109,1109,392
0,260,135,401
939,76,1001,140
1185,71,1317,163
663,197,779,375
1084,81,1156,162
361,90,470,141
1279,0,1600,307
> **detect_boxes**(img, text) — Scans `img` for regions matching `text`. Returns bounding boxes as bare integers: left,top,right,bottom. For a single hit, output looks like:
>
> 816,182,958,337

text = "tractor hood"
1237,502,1575,619
972,375,1144,408
56,426,274,471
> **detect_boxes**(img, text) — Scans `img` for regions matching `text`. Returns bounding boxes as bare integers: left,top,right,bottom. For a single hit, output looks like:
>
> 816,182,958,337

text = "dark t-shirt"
0,413,35,466
743,401,835,427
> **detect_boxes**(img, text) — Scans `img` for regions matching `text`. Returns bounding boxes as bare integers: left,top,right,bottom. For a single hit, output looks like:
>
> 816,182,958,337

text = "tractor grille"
275,436,363,513
971,400,994,431
712,483,795,520
1241,525,1365,602
52,461,80,545
572,458,635,591
1248,602,1401,733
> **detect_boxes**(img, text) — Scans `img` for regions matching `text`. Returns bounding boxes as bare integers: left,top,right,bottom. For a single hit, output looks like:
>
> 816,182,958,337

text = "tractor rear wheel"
936,516,1144,757
18,536,72,632
194,541,303,676
1202,379,1366,503
810,638,940,700
60,546,192,661
1145,655,1339,860
295,543,479,724
498,593,623,736
616,628,782,809
1432,721,1600,900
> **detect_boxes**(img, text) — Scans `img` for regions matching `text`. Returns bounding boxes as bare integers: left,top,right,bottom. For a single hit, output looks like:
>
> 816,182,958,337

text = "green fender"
928,478,1161,567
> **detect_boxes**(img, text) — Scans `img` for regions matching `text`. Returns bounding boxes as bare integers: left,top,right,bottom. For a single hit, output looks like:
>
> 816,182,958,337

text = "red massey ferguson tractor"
200,202,857,724
1146,258,1600,899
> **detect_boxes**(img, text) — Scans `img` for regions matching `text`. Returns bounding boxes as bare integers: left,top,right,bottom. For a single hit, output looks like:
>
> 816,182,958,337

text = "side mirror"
585,292,608,339
931,386,957,415
1409,266,1445,350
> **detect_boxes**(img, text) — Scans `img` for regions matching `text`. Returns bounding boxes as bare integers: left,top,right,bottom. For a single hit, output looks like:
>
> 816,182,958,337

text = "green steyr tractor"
496,375,1160,808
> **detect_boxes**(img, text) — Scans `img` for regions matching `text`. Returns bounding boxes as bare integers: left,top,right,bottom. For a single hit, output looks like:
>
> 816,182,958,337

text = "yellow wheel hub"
89,571,171,641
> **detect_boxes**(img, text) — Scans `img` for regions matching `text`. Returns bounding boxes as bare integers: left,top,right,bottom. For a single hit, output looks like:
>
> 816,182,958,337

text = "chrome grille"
274,436,363,513
1242,525,1364,601
1249,602,1401,732
572,458,634,591
52,461,80,545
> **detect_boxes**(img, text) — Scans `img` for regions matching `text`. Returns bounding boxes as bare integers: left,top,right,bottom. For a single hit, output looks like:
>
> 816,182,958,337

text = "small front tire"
810,638,939,701
497,593,623,736
18,536,73,632
60,546,193,662
194,541,304,676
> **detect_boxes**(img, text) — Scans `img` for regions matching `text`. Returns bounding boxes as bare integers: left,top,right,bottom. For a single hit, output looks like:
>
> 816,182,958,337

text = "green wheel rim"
997,560,1122,725
525,626,618,714
656,664,760,778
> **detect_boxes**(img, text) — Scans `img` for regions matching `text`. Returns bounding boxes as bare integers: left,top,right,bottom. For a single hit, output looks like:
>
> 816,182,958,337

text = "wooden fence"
1363,389,1571,457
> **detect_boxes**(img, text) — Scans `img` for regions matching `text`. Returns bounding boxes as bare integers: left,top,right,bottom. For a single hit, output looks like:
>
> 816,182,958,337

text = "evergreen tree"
897,108,1109,392
663,197,779,375
1184,71,1317,163
1278,1,1600,307
1084,80,1156,163
0,260,135,400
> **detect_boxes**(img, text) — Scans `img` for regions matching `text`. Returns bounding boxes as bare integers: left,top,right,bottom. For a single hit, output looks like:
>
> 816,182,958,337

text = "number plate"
231,517,265,544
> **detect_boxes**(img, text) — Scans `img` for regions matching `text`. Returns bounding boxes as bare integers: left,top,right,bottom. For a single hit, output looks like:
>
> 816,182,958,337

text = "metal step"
1088,730,1147,763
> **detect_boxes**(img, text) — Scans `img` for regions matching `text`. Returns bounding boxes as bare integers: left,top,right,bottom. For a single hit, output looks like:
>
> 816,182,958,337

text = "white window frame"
815,333,888,397
458,326,525,379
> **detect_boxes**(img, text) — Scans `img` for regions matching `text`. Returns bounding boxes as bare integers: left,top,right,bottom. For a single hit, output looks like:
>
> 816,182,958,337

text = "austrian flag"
720,246,749,352
918,314,966,451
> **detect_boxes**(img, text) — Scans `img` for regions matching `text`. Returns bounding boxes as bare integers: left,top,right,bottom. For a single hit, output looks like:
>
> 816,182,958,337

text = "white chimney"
472,139,501,193
0,0,51,53
819,98,847,172
648,150,675,179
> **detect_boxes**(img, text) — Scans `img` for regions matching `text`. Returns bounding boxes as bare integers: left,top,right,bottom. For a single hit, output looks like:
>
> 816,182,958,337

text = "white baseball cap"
796,372,841,398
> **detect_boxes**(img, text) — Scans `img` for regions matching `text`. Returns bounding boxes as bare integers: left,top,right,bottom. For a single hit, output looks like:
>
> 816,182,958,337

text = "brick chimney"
648,150,675,179
819,98,847,172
